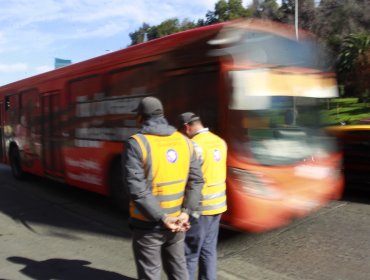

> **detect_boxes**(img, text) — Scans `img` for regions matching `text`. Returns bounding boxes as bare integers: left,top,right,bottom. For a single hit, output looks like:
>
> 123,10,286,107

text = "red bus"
0,19,343,232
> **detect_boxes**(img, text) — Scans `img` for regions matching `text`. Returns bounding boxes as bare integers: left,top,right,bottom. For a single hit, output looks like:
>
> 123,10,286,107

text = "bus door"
0,101,4,162
42,91,64,177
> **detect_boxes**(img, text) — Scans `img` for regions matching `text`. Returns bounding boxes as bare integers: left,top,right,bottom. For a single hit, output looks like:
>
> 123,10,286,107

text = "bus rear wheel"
10,146,26,180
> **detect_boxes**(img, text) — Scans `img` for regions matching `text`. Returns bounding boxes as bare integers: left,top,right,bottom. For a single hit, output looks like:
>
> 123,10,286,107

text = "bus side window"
107,63,161,121
69,75,103,118
161,67,220,132
107,62,160,97
20,89,40,134
7,94,20,125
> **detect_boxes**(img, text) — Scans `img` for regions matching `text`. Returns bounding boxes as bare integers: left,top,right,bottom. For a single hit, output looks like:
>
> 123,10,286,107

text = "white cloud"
0,0,254,47
0,63,28,73
0,0,258,85
67,21,130,39
35,65,54,74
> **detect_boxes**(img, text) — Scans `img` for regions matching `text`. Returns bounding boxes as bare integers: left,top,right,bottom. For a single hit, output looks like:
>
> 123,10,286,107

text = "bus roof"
0,19,313,93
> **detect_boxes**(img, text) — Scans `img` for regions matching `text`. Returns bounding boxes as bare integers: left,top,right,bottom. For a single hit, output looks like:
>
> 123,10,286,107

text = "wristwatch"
181,208,190,214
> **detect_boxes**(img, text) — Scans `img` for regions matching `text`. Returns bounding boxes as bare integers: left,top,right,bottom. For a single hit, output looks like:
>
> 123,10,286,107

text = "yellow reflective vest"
129,132,192,221
192,130,227,215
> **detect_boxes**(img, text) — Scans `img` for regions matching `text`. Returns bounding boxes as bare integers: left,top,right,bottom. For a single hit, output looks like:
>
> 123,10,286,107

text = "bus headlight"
228,168,282,200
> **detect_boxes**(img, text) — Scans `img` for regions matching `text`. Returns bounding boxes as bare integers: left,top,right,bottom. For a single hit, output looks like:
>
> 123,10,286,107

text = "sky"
0,0,257,86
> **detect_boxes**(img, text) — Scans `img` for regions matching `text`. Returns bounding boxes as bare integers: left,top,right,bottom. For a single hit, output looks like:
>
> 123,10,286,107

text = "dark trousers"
185,215,221,280
132,228,189,280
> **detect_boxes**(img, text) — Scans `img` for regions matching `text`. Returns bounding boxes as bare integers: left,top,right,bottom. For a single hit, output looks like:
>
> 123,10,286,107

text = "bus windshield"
222,28,338,166
228,96,337,166
220,30,331,70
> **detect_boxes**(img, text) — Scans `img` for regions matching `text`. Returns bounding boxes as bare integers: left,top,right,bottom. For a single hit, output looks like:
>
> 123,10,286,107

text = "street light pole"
295,0,299,40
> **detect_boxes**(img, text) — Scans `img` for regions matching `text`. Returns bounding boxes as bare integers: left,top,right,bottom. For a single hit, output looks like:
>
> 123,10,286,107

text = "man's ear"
136,115,143,125
185,124,192,137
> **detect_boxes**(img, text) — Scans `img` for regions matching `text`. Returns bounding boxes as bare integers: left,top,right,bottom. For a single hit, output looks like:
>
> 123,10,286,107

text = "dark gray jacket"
122,116,204,230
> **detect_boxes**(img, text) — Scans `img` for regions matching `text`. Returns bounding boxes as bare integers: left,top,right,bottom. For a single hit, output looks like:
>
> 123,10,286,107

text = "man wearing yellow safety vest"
177,112,227,280
123,97,204,280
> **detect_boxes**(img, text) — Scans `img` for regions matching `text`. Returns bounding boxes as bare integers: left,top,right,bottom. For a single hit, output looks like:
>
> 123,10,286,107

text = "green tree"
278,0,316,30
128,23,151,46
129,18,197,45
179,18,197,31
279,0,295,24
297,0,316,31
206,0,228,24
254,0,282,21
149,18,181,39
313,0,370,53
337,32,370,98
337,33,370,73
205,0,249,24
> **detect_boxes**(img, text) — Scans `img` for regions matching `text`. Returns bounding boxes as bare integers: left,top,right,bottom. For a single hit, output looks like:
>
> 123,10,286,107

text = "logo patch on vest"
166,149,178,163
213,149,221,162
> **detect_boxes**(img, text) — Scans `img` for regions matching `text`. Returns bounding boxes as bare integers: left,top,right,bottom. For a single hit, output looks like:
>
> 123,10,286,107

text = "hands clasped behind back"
163,212,191,232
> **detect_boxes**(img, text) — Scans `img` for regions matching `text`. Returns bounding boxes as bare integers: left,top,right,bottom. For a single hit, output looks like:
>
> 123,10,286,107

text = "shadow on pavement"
341,170,370,205
341,185,370,205
7,256,136,280
0,164,131,239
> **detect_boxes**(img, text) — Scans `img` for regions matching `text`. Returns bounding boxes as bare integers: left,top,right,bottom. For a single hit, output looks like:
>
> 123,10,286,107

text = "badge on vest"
213,149,221,161
166,149,178,163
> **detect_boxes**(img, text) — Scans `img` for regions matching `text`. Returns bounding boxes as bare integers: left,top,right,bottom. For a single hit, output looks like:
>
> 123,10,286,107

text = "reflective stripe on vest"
193,131,227,215
129,132,192,221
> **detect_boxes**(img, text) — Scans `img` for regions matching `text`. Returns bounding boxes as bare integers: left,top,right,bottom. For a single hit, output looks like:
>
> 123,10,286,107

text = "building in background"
54,58,72,69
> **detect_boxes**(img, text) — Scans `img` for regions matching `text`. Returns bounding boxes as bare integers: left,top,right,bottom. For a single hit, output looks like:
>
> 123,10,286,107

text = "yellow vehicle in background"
325,119,370,187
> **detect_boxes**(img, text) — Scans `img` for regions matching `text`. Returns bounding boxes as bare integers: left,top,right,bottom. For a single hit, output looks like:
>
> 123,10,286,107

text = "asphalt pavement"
1,163,370,280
